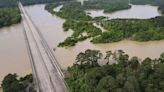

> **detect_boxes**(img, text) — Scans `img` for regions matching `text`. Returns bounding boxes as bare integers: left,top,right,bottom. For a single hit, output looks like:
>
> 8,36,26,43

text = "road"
18,2,68,92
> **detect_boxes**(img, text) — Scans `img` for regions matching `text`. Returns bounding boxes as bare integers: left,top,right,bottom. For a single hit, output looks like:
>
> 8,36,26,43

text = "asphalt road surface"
19,2,68,92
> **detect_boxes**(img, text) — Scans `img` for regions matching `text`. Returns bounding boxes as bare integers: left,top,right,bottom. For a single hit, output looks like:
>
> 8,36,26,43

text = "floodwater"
0,24,31,84
25,4,164,69
86,4,161,19
0,4,164,85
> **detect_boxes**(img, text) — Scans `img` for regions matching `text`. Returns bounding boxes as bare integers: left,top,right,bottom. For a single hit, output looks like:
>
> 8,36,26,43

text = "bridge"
18,2,68,92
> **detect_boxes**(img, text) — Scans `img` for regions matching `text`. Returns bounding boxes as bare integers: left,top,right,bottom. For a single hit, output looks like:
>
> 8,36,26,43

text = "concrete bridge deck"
18,2,68,92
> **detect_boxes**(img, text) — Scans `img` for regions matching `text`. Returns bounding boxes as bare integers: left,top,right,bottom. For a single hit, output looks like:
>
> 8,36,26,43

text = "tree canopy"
65,49,164,92
0,8,21,28
1,74,33,92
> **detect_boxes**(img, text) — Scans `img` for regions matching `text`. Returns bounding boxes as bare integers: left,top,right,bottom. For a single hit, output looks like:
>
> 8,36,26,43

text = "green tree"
76,49,102,67
160,53,164,62
86,67,106,90
140,58,153,78
129,57,140,70
96,76,116,92
118,54,129,67
1,74,25,92
116,73,126,88
123,76,140,92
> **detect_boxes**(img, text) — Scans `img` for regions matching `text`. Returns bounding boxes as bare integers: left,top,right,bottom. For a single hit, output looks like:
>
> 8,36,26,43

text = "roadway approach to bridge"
18,2,68,92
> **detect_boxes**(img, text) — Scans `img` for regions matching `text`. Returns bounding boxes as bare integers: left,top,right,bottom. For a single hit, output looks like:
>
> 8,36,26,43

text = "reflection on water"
0,24,31,84
25,4,164,69
86,4,161,19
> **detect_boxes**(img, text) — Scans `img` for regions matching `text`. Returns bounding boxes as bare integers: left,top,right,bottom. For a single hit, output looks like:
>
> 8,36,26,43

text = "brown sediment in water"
0,4,163,84
0,24,31,85
25,4,164,69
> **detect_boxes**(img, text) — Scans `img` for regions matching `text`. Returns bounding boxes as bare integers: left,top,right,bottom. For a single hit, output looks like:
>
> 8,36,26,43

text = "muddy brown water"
0,4,164,85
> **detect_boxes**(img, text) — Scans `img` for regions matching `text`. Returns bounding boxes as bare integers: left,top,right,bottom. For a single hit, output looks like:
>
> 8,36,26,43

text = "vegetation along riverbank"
45,0,164,47
0,0,54,28
0,8,21,28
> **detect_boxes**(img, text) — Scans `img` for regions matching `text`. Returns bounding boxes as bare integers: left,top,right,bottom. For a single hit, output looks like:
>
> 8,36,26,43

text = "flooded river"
0,24,31,84
0,4,164,85
86,4,161,19
25,4,164,69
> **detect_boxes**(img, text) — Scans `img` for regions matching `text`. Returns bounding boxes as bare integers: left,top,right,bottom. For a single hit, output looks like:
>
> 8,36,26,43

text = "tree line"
83,0,131,13
1,74,33,92
0,8,21,28
65,49,164,92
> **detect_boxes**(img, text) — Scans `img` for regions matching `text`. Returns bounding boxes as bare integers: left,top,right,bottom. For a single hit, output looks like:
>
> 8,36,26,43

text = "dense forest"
0,0,55,28
1,74,33,92
83,0,131,13
56,2,92,21
65,49,164,92
91,17,164,43
0,0,53,28
0,8,21,28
